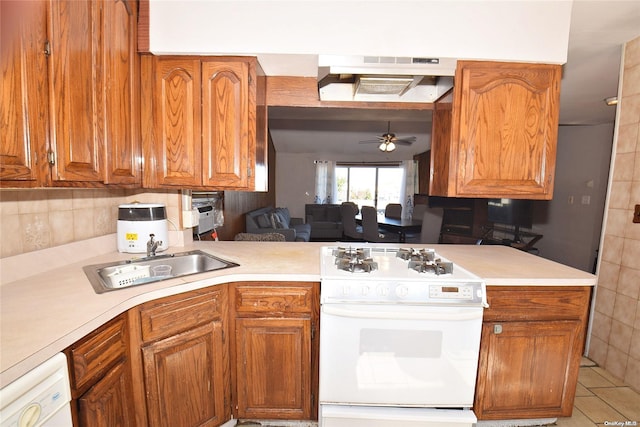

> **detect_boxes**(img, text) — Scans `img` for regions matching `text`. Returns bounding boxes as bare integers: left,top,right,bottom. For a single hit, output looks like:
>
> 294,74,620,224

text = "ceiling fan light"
379,142,388,151
387,142,396,151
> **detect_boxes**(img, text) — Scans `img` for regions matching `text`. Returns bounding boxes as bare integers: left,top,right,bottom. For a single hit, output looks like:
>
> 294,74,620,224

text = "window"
336,164,403,213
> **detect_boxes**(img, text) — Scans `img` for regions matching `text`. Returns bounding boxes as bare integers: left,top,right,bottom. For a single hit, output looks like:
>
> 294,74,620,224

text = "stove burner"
396,248,454,275
408,260,453,275
333,247,377,273
396,248,436,262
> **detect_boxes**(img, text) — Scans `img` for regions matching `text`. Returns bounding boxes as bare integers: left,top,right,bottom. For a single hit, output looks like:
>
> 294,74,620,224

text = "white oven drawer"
320,405,476,427
319,303,482,407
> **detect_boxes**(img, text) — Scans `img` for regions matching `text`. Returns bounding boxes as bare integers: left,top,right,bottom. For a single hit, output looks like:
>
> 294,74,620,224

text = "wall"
148,1,571,67
532,124,614,272
0,189,181,258
588,36,640,392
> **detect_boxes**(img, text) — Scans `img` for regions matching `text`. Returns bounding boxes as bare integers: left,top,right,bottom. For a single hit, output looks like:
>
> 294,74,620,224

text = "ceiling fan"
359,121,416,152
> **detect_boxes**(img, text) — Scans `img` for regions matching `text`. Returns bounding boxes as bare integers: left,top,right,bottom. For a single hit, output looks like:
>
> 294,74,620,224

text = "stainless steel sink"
83,250,239,294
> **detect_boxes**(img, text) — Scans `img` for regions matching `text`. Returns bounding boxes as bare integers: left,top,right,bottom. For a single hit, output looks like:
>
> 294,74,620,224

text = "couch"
245,206,311,242
305,204,343,240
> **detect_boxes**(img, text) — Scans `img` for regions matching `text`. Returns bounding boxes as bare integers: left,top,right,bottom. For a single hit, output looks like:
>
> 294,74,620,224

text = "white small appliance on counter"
117,203,168,254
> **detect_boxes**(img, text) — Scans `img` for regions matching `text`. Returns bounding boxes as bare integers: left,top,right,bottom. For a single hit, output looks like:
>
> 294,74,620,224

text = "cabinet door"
452,61,560,199
235,318,312,420
144,57,202,187
429,92,453,196
0,0,50,186
48,0,103,183
474,320,583,420
77,360,135,427
142,321,226,427
100,0,140,185
201,59,249,189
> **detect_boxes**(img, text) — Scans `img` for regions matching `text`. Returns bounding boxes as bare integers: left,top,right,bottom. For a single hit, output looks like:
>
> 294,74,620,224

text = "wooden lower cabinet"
77,361,135,426
130,286,231,427
474,286,591,420
231,282,319,420
142,321,226,427
65,314,135,427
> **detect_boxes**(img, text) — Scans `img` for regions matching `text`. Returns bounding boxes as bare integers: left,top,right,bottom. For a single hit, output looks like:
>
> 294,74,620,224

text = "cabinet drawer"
234,283,314,315
68,315,128,392
139,287,226,343
484,286,591,322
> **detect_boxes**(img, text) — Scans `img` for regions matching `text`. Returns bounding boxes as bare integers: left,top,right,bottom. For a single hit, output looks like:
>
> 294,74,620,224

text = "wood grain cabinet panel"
132,287,231,427
100,0,141,185
65,314,136,427
142,55,264,190
142,322,227,427
231,282,318,421
77,360,135,427
430,61,561,199
235,318,312,420
474,286,591,420
48,0,103,183
0,0,50,185
1,0,141,188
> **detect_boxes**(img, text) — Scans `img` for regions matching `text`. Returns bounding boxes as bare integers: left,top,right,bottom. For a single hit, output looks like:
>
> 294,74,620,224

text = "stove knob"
396,285,409,298
342,285,351,296
361,286,370,296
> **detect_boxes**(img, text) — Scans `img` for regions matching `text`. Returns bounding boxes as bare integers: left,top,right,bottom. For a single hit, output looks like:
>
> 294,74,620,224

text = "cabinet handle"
47,150,55,166
493,324,503,334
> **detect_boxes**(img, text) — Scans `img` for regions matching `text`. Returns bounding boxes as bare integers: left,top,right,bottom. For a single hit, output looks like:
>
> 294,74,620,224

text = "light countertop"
0,238,596,387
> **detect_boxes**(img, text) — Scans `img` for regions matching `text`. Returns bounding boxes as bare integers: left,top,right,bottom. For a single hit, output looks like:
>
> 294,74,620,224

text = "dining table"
356,214,423,243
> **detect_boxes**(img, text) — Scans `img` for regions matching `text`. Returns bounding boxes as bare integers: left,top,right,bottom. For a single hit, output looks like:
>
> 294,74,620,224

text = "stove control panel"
429,284,475,300
322,280,486,306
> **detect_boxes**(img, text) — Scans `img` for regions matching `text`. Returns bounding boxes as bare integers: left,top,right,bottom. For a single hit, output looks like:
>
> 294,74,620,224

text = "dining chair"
362,206,398,243
420,207,444,244
384,203,402,219
340,202,363,241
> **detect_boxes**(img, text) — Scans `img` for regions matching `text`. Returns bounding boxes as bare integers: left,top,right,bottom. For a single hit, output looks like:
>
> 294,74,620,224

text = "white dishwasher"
1,353,72,427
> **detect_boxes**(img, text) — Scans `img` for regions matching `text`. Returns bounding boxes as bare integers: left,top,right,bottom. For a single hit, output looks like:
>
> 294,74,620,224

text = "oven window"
360,329,442,357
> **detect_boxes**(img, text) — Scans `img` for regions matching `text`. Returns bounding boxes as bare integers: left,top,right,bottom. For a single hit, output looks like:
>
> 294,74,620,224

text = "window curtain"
400,160,418,218
314,161,336,204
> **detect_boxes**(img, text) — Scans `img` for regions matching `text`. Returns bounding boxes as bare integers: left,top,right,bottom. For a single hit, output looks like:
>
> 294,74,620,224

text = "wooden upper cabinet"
1,0,141,188
101,0,141,185
142,55,263,190
202,60,250,188
1,0,50,186
48,0,103,183
143,57,203,187
430,61,561,200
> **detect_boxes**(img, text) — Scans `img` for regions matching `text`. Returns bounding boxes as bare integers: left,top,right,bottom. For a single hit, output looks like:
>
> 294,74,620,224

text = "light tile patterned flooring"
555,358,640,426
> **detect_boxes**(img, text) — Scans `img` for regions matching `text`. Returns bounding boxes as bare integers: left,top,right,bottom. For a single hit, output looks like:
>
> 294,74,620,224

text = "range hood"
317,55,455,103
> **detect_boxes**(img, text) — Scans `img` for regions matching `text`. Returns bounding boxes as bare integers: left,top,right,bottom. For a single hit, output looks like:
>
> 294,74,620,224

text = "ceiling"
268,1,640,157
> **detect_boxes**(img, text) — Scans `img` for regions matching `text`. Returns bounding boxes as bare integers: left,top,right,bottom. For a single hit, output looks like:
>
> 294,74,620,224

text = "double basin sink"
83,250,239,294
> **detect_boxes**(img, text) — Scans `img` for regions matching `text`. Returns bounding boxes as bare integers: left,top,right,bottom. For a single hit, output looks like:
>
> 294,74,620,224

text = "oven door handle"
321,304,483,321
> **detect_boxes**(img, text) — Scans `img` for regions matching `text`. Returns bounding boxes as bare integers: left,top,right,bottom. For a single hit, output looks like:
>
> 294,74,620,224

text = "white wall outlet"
581,195,591,205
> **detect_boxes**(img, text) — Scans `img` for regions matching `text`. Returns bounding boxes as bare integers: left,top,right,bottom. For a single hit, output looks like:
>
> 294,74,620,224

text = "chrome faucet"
146,234,162,257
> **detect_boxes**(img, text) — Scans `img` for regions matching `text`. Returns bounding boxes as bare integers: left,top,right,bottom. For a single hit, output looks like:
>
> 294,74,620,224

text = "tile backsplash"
0,188,181,258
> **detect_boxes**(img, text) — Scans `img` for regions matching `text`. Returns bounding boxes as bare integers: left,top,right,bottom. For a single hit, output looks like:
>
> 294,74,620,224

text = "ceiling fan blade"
359,139,385,144
394,140,414,146
392,136,416,144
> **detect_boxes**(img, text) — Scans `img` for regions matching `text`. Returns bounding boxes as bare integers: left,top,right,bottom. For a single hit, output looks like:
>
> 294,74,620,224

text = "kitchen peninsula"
0,238,596,426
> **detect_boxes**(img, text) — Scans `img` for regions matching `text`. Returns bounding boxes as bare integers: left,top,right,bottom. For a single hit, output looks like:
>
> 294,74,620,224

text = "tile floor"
555,357,640,426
